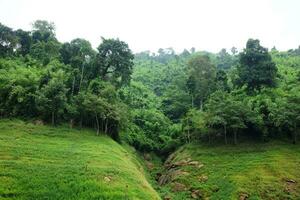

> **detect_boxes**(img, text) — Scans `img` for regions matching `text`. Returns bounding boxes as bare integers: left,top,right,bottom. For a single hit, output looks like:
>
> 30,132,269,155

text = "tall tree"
237,39,277,90
94,38,134,87
35,70,68,125
60,38,95,92
205,90,262,144
15,29,32,56
270,87,300,144
186,55,216,109
31,20,56,42
0,23,17,57
216,48,235,70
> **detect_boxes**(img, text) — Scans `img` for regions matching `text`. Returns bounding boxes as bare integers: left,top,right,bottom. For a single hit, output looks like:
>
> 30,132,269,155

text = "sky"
0,0,299,53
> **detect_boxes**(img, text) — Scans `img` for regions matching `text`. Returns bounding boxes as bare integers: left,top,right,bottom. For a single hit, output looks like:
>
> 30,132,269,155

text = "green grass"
2,119,300,200
0,119,160,200
158,141,300,200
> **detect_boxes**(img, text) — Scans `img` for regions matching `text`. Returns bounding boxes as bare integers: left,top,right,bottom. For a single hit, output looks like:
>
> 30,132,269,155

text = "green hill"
1,119,300,200
156,142,300,200
0,120,160,200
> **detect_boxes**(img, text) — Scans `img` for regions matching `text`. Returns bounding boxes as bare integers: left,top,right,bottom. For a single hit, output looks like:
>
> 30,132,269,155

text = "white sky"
0,0,299,53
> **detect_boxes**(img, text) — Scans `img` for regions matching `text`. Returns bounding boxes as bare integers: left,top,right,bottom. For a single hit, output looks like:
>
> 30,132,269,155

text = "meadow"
0,119,160,200
156,141,300,199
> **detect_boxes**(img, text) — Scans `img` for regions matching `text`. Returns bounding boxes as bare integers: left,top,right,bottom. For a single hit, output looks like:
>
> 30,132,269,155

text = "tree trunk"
186,118,190,143
200,99,203,111
95,113,100,136
79,64,85,92
80,115,83,129
224,124,227,145
105,118,108,134
69,119,74,129
191,95,194,108
71,77,75,96
52,111,55,126
293,124,297,144
234,129,237,145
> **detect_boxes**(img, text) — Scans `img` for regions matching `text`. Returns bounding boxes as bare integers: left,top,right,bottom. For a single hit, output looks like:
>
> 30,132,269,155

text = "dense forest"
0,20,300,156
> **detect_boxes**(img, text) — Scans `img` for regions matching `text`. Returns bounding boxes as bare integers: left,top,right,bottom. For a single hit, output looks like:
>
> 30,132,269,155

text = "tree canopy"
0,20,299,153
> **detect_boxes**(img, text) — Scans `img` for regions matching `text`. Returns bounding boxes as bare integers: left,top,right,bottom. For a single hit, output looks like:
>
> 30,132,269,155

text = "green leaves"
0,59,40,117
95,38,134,87
187,55,217,109
35,69,68,125
237,39,277,90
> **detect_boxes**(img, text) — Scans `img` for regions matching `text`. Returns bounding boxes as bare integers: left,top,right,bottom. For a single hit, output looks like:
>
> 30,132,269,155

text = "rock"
239,193,249,200
164,153,176,166
171,169,189,178
211,185,219,192
144,153,151,161
286,179,296,183
165,158,194,169
284,178,297,193
189,161,204,168
166,160,188,169
155,172,161,179
171,182,187,192
104,176,111,182
165,158,203,169
34,120,44,125
164,196,172,200
198,175,208,182
158,169,190,185
191,189,202,199
158,174,169,185
155,172,162,181
197,163,204,168
189,161,199,165
145,161,154,170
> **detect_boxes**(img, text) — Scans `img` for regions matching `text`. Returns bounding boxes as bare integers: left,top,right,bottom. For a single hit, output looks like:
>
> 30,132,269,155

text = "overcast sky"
0,0,299,53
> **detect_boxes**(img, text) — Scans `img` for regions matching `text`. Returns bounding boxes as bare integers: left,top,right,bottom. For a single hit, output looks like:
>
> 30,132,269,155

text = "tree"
205,90,262,144
184,109,210,143
0,23,17,57
31,20,56,42
35,70,68,125
186,55,216,109
119,81,161,110
205,91,231,144
94,38,134,86
270,87,300,144
215,69,229,91
30,20,60,65
231,47,238,55
83,92,109,136
237,39,277,90
30,40,61,65
15,29,32,56
216,48,235,70
60,38,95,93
81,78,124,140
0,59,40,117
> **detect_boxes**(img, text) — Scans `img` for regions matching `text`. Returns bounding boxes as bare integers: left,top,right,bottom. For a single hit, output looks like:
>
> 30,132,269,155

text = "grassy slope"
0,119,160,200
158,142,300,200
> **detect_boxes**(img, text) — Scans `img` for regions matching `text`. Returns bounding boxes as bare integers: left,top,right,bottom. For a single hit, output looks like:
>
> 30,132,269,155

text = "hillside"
0,120,160,200
155,142,300,200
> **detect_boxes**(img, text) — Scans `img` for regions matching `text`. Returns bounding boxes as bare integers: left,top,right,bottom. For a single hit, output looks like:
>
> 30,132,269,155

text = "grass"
157,141,300,200
0,119,160,200
2,119,300,200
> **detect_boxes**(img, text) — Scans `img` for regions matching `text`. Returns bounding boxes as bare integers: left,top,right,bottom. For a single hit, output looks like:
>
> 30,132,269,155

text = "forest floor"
0,119,160,200
149,141,300,200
